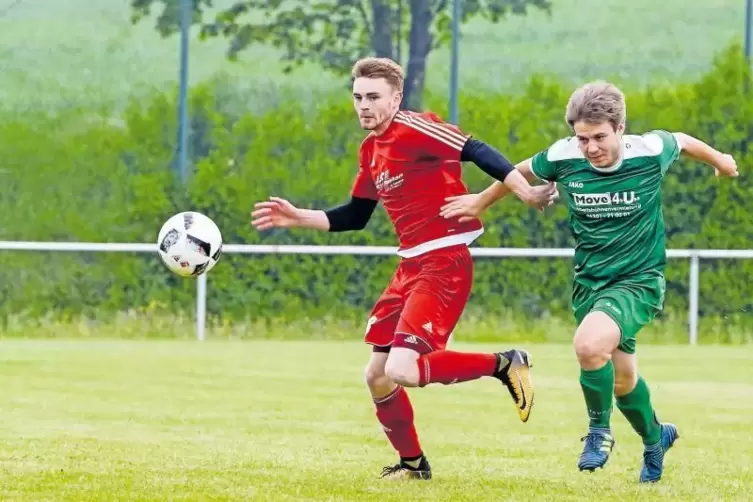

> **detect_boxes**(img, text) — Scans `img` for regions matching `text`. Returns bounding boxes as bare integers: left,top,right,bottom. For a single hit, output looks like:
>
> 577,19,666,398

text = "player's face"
352,77,402,133
573,121,625,168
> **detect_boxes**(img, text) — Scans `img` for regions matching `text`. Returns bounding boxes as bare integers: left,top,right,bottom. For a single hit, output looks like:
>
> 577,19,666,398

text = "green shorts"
572,274,666,354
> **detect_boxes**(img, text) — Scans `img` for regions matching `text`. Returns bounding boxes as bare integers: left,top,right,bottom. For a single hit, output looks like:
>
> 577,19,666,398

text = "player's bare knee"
573,331,614,370
364,350,394,395
573,312,620,369
364,364,388,388
573,336,605,361
384,349,420,387
384,361,417,387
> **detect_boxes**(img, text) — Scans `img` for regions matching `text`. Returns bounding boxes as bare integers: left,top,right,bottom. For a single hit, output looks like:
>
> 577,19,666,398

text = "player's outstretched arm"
470,158,540,209
251,197,331,231
674,132,739,177
459,139,557,211
251,196,377,232
440,157,556,222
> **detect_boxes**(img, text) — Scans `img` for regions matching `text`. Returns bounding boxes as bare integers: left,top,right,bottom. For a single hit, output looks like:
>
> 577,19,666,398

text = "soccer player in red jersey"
251,57,557,480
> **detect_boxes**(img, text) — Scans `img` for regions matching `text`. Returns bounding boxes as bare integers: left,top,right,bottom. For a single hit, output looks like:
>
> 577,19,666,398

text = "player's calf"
385,343,501,388
366,351,426,472
385,341,536,422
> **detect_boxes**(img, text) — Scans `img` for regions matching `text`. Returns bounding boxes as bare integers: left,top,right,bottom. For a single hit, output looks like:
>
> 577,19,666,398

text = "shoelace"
380,464,404,477
580,433,607,453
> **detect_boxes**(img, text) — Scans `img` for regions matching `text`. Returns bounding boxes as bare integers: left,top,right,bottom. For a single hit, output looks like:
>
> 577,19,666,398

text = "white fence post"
688,252,700,345
196,273,207,341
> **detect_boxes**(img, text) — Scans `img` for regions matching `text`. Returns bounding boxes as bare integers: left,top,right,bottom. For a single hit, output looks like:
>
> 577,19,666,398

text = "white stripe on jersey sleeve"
394,113,466,151
406,114,468,145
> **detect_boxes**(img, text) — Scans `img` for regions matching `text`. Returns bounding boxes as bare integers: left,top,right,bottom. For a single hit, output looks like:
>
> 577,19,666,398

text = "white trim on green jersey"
531,131,682,181
538,132,683,177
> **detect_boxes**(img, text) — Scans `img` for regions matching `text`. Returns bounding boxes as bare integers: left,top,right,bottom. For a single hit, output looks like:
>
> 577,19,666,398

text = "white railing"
2,241,752,344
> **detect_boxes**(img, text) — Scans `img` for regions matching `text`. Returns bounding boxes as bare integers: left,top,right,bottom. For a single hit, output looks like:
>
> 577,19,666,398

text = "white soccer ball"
157,211,223,277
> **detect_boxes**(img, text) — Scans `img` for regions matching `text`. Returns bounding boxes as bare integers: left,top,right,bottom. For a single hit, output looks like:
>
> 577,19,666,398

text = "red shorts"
364,244,473,354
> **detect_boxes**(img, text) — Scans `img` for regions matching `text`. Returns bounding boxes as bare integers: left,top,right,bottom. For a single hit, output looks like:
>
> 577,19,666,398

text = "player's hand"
524,182,559,212
251,197,302,231
440,194,486,223
714,154,739,177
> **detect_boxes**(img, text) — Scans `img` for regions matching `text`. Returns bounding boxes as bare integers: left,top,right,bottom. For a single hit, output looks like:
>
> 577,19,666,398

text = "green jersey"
531,130,681,289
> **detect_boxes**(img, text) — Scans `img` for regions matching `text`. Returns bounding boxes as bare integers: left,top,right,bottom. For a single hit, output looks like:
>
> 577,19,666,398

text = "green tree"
130,0,551,111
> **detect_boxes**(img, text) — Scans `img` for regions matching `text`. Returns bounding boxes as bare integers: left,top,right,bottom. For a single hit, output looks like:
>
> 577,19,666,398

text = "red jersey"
350,110,484,258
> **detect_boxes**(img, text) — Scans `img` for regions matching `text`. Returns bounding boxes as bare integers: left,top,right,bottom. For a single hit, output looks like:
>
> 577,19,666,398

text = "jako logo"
573,192,638,206
568,181,584,188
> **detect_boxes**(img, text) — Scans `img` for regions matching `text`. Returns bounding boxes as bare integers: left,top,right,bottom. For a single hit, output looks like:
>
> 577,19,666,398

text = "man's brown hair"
565,81,626,131
351,57,404,92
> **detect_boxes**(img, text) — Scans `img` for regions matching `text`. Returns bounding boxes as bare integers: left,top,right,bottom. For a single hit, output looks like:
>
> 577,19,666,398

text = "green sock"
580,361,615,429
616,375,661,445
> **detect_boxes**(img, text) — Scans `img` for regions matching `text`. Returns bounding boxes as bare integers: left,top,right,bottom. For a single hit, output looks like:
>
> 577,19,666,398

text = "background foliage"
2,44,750,340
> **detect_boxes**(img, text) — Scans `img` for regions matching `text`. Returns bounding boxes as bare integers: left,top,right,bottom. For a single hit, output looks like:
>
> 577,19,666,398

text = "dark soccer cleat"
379,456,432,481
578,428,615,472
493,349,534,422
639,422,679,483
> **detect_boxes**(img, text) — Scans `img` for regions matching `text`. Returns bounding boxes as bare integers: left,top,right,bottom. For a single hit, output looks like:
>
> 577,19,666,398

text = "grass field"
1,340,751,500
0,0,745,111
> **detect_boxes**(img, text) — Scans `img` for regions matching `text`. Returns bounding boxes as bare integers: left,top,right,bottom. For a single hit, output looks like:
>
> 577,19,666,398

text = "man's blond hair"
351,57,404,92
565,81,626,131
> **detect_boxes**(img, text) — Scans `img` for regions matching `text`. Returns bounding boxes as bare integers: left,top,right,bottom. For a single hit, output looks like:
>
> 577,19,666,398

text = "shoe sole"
578,454,613,472
381,471,432,481
507,350,534,423
579,462,608,472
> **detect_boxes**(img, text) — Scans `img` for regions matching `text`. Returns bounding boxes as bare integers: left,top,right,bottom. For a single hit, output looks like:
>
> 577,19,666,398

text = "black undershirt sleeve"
460,138,515,181
324,196,378,232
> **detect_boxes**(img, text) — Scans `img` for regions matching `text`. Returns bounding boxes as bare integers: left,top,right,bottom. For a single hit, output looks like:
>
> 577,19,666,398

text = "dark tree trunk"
395,0,404,64
402,0,433,110
370,0,394,58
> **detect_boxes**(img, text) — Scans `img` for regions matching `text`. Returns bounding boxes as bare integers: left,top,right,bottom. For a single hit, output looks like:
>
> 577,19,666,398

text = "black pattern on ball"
186,234,211,257
192,261,209,276
159,229,180,253
183,212,195,230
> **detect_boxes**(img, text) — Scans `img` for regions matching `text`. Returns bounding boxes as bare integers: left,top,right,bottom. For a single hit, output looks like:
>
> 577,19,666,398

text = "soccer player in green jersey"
439,81,739,483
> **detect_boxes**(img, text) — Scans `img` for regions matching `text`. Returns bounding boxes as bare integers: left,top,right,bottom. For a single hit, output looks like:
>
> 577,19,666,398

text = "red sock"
418,350,497,387
374,386,422,459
